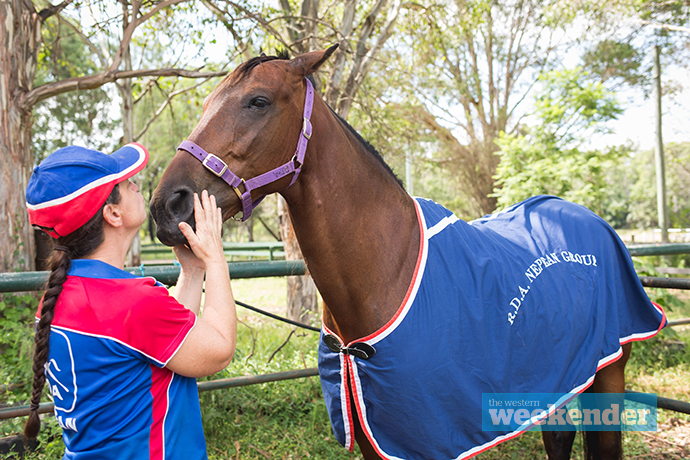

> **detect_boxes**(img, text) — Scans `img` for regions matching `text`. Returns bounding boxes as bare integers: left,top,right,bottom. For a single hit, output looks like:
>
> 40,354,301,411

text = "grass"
202,278,690,460
2,277,689,459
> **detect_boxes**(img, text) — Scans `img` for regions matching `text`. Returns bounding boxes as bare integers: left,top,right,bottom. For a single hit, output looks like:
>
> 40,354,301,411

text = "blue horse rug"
318,195,666,460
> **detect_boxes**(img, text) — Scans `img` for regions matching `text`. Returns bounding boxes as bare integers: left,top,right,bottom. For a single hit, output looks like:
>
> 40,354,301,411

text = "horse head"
150,45,338,246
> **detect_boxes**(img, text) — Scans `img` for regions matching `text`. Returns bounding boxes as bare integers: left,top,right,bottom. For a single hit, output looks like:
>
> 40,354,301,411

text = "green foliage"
626,143,690,230
581,39,646,86
533,68,623,132
0,293,39,406
32,16,120,161
492,68,625,214
0,293,55,454
626,329,689,375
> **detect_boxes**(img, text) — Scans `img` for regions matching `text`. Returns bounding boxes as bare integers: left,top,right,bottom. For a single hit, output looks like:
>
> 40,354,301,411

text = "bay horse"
149,46,665,460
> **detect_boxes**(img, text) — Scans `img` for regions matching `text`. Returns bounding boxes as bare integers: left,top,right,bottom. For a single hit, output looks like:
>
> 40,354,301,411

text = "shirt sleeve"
121,278,197,367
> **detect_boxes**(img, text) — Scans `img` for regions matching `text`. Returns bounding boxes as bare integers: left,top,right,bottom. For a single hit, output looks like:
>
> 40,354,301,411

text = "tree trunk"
278,196,317,324
0,0,41,272
0,0,224,273
276,0,321,323
120,10,141,267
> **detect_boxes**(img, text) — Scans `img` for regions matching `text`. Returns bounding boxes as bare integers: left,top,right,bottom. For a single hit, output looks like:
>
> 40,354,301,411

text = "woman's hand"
177,190,225,267
167,189,237,378
172,245,205,274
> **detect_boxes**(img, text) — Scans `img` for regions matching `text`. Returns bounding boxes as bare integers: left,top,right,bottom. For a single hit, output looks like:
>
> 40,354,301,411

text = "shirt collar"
68,259,138,280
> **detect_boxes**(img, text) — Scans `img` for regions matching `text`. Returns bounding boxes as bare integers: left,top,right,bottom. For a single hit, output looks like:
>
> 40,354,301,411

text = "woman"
23,142,236,459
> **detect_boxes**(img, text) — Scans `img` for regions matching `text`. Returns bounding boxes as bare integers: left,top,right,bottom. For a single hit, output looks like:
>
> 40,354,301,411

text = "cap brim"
110,142,149,183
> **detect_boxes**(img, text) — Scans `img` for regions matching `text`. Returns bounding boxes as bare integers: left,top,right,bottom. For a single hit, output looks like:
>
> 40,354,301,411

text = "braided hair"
24,184,121,440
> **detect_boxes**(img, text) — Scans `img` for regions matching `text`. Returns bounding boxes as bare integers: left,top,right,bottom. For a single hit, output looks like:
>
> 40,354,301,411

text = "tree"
378,0,583,217
492,67,625,216
31,18,120,161
628,142,690,230
0,0,225,272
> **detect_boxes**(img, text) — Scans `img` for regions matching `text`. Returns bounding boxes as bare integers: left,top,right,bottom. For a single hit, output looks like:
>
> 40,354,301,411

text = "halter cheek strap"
178,77,315,221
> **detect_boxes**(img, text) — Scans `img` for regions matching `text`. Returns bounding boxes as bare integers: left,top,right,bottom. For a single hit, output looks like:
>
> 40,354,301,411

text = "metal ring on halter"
231,184,244,203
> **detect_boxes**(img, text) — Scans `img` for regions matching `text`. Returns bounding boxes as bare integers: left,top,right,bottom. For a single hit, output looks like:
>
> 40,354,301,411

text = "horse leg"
583,342,632,460
542,430,577,460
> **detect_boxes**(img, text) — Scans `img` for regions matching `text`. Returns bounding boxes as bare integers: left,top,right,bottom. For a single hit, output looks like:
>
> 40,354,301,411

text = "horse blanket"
318,195,666,460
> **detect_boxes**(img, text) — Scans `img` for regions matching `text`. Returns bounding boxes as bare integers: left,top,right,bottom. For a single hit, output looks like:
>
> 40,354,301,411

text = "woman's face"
118,179,147,231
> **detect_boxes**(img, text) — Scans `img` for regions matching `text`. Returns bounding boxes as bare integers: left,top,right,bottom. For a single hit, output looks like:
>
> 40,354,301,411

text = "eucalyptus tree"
0,0,227,272
380,0,587,217
492,67,625,216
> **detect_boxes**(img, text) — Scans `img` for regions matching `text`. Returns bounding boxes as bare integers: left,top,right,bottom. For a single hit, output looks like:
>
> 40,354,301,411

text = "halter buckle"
302,118,312,140
202,153,228,177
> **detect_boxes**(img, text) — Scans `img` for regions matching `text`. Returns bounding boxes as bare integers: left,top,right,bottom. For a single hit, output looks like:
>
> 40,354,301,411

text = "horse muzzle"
149,185,196,246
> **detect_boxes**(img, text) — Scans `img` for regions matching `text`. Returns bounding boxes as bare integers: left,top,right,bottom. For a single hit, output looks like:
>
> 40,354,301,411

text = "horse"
149,46,666,460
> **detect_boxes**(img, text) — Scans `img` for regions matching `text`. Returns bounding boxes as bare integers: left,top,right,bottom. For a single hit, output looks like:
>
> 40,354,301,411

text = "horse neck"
281,103,420,343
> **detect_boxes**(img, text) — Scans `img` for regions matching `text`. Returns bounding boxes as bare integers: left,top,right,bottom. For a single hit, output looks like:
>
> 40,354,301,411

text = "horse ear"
290,44,339,77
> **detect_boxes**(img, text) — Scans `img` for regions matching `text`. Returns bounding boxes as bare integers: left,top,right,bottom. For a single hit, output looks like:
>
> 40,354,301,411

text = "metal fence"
1,242,690,422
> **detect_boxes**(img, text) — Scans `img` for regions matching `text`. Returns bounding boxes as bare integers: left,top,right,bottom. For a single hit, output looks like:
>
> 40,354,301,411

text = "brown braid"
24,184,121,440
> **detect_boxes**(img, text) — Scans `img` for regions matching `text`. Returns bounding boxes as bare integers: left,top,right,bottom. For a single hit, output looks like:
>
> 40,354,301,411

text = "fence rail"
627,243,690,256
0,242,689,425
142,242,286,261
0,260,306,293
0,368,320,420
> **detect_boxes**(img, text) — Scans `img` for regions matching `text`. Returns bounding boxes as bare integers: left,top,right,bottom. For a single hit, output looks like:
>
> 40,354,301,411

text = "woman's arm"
166,191,237,378
172,246,205,315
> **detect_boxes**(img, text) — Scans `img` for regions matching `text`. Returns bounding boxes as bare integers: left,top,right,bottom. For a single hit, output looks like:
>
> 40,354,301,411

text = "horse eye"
248,97,270,109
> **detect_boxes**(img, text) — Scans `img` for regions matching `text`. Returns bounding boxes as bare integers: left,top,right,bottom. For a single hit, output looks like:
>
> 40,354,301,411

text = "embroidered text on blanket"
508,250,601,325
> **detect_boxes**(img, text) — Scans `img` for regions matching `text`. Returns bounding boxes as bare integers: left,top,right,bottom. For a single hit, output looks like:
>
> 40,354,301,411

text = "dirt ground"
638,417,690,459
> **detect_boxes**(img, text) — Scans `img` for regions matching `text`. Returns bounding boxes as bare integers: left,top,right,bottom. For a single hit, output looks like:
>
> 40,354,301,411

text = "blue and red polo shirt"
37,259,205,460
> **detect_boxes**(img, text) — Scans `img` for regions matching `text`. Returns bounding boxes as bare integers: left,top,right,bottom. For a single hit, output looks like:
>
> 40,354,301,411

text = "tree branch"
24,69,228,108
215,0,293,51
56,13,107,68
134,77,217,141
634,19,690,34
267,328,296,363
136,0,190,26
201,0,255,60
37,0,74,21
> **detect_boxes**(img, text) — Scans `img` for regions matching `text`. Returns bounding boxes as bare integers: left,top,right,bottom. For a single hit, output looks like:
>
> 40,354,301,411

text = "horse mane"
233,50,404,189
328,107,404,189
230,49,291,82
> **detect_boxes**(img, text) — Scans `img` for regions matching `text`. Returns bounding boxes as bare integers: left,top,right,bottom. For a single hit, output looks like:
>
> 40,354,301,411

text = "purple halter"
177,78,315,221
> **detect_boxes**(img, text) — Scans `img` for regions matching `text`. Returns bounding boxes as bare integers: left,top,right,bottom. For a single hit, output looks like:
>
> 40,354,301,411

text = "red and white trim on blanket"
321,199,668,460
454,300,668,460
321,198,428,457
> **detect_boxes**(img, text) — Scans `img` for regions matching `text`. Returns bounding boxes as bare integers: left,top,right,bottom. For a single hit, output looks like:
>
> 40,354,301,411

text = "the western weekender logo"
482,393,657,431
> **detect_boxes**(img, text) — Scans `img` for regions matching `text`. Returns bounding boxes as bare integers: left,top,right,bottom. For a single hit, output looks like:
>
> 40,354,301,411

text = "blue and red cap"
26,143,149,238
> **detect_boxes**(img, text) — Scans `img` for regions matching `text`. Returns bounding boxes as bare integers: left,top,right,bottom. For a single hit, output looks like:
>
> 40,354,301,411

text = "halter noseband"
177,77,315,221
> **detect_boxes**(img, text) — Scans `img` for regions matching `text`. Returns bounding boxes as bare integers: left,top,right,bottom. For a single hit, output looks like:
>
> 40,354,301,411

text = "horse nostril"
166,187,196,230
